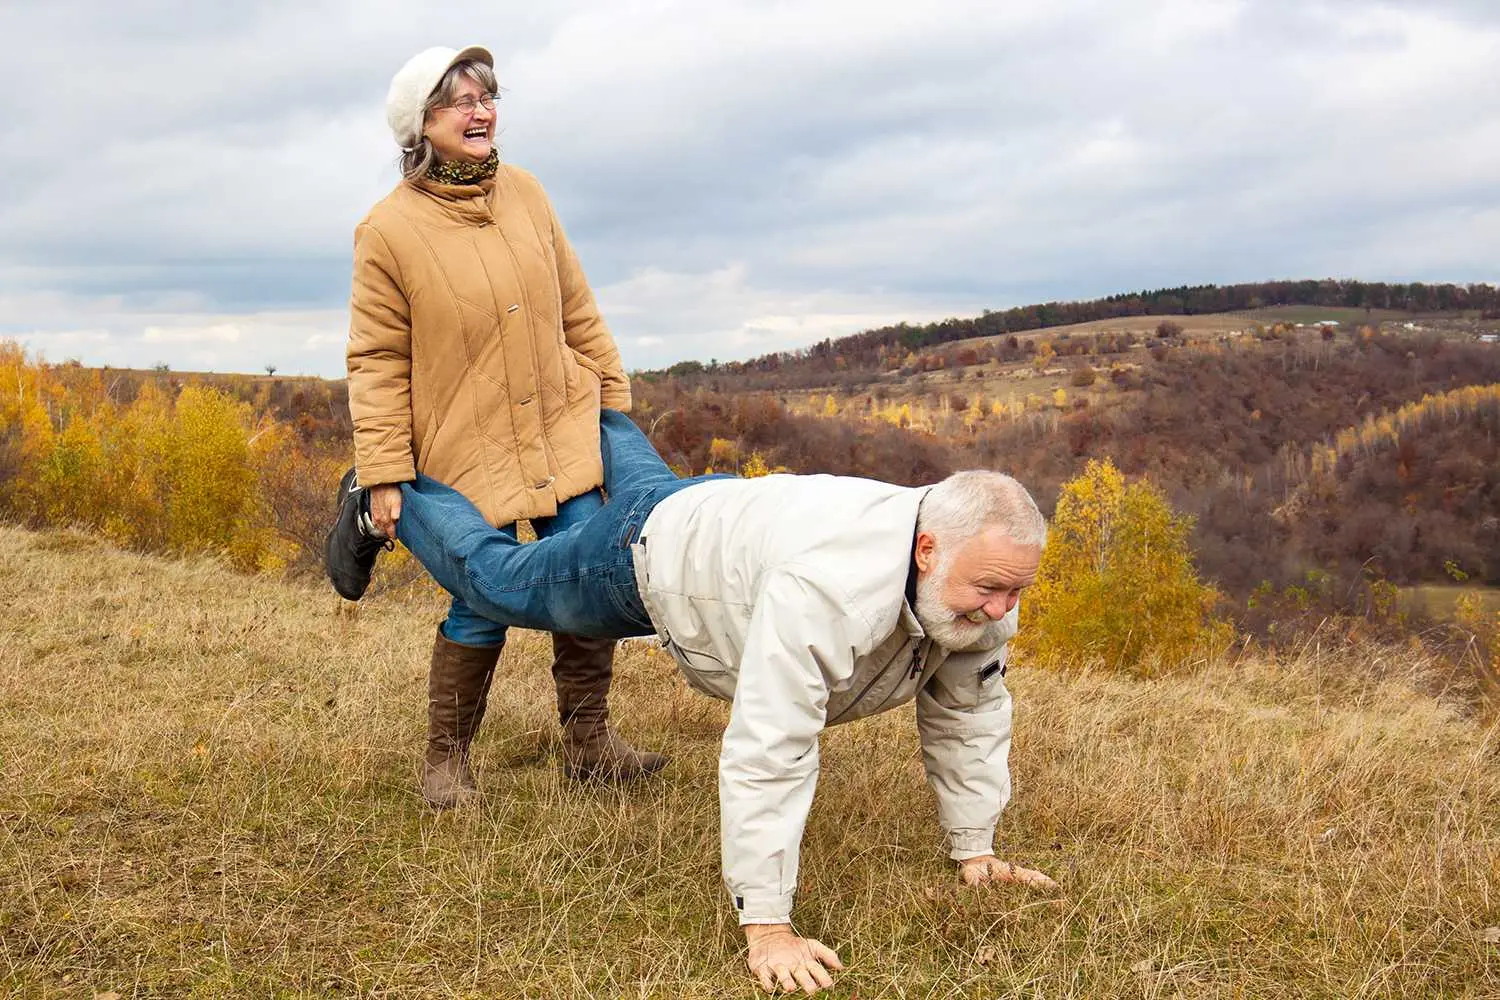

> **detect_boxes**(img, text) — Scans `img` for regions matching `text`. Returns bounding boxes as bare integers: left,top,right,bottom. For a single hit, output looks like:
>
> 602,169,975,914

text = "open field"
3,525,1498,998
942,313,1256,353
1403,585,1500,621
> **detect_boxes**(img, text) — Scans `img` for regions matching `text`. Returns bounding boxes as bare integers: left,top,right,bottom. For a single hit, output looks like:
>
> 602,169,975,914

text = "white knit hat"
385,45,494,150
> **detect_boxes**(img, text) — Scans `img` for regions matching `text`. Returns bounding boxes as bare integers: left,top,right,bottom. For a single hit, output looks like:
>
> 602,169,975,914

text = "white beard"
914,564,1007,652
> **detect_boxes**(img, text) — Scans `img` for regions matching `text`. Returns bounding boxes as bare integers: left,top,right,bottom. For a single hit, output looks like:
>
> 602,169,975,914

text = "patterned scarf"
427,148,499,185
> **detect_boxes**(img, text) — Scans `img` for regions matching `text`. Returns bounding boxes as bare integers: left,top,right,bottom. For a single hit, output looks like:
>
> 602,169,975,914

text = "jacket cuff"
599,385,632,411
355,460,416,487
947,828,995,861
732,891,796,925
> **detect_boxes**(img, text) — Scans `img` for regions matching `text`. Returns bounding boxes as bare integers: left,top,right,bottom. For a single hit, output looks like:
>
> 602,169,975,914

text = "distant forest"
652,279,1500,379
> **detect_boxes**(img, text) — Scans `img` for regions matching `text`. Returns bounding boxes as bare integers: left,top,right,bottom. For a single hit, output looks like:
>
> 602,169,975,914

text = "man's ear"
914,531,938,575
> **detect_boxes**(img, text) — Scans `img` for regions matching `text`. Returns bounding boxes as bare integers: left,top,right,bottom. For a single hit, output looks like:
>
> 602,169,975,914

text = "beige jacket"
346,164,631,526
633,474,1018,924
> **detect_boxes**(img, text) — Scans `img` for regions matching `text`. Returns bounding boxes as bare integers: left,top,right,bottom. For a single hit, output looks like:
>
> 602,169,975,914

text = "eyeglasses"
440,93,499,115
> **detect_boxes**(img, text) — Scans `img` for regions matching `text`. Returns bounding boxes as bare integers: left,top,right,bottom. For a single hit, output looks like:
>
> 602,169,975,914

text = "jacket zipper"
827,638,919,726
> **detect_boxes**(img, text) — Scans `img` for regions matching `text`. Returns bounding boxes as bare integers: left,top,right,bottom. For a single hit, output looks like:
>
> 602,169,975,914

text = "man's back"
633,473,930,702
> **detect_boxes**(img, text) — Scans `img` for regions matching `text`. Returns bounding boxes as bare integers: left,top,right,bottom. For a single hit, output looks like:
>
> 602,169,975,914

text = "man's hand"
958,855,1059,891
368,483,402,540
744,923,844,995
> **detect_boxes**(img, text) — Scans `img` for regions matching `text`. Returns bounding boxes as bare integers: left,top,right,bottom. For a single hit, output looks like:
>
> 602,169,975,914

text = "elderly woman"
327,44,666,808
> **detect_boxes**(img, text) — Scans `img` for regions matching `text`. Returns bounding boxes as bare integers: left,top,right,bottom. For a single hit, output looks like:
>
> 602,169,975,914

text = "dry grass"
2,525,1497,998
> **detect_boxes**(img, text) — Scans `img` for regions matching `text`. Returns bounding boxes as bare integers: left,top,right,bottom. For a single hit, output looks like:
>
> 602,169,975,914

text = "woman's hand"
368,484,403,539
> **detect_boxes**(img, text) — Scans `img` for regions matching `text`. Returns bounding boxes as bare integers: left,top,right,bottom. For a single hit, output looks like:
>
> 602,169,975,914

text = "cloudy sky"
2,0,1498,377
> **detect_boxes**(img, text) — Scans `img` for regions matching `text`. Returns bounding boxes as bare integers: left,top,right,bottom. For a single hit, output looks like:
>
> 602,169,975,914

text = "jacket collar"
408,174,495,226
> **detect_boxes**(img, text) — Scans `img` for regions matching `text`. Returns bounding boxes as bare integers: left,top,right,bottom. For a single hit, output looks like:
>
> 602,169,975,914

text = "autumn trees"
0,345,336,571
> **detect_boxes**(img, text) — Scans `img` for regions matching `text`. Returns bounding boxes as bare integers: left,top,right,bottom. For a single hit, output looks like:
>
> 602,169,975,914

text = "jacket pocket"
414,407,439,474
666,640,737,702
560,334,581,395
565,352,603,411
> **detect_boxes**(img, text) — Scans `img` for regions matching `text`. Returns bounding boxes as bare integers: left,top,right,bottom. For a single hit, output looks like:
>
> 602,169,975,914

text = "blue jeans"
437,488,603,647
396,410,722,641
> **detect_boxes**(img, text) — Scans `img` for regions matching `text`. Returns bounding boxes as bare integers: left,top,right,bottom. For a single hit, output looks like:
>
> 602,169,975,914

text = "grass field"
1403,584,1500,622
3,525,1498,998
942,313,1257,353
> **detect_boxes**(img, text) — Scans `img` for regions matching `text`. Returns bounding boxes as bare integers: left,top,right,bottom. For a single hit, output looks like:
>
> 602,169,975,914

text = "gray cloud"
1,0,1497,376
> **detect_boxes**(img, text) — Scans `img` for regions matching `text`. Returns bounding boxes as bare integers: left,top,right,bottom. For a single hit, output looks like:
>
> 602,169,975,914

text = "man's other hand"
958,855,1059,891
745,923,844,995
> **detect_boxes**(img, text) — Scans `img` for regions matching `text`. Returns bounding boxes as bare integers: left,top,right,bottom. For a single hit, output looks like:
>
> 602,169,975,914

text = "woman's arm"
347,223,418,487
547,202,633,412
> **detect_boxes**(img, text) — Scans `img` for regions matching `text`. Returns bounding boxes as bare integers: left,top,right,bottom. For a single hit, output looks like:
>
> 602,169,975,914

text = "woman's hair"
917,470,1048,551
399,59,501,181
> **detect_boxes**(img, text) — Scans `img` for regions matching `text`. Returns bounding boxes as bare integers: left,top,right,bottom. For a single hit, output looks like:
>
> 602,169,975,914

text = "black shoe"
324,468,391,601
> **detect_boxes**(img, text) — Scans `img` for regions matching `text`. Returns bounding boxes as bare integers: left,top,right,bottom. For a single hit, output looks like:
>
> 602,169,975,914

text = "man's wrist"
743,922,794,942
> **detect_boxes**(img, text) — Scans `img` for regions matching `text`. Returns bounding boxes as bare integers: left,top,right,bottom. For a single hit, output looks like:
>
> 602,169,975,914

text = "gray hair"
917,470,1047,551
399,60,501,181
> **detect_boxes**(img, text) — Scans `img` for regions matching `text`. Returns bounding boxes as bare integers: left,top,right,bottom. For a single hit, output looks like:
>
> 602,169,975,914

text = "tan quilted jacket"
346,164,631,526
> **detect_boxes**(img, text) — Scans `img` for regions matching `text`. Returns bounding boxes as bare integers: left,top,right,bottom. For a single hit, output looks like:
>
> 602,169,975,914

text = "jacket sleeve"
545,198,633,412
916,604,1019,861
719,565,874,925
346,223,417,486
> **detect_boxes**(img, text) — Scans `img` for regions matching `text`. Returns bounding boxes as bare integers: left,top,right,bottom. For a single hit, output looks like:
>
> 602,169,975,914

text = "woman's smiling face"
423,71,496,165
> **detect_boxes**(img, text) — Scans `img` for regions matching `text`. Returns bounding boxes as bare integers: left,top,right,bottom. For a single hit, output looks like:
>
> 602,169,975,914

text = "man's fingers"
755,964,777,993
792,965,821,994
1020,867,1060,891
807,939,844,970
1003,864,1059,890
807,959,835,990
961,858,1061,893
774,964,798,993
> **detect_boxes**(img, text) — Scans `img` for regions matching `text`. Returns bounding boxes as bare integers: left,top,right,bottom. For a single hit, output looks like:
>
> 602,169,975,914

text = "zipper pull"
908,644,923,678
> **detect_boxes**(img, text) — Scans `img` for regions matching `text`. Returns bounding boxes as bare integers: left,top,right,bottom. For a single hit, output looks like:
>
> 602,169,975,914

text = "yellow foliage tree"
1032,341,1055,371
964,395,986,429
742,452,787,478
1017,458,1230,676
708,436,740,470
0,343,60,518
166,387,263,562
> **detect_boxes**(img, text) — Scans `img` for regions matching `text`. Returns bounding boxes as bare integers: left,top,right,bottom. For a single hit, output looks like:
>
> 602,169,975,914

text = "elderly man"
327,410,1057,995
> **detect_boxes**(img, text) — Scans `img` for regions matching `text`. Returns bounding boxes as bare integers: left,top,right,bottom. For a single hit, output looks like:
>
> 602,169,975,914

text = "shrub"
1017,458,1231,675
1070,367,1098,388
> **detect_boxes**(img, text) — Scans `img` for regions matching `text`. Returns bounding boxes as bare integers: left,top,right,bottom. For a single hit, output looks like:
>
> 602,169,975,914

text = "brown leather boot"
422,628,503,809
552,632,669,782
